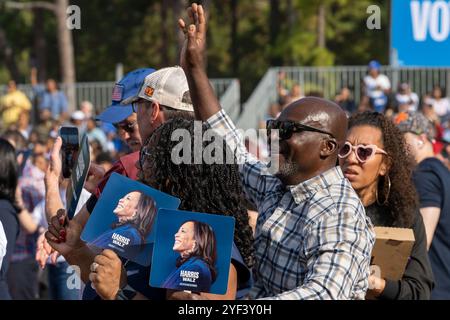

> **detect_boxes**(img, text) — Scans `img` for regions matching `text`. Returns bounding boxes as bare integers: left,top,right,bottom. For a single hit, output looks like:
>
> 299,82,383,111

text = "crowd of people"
0,3,450,300
271,62,450,170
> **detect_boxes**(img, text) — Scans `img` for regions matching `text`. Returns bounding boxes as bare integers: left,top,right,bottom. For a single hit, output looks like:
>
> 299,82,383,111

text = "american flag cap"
111,84,124,102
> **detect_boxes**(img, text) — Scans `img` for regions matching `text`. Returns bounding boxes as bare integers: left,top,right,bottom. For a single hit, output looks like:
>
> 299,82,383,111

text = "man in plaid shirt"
178,3,375,300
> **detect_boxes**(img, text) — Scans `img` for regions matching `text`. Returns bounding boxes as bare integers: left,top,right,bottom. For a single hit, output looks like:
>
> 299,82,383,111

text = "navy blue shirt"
90,224,143,252
83,242,252,300
0,200,19,300
413,158,450,299
162,257,212,292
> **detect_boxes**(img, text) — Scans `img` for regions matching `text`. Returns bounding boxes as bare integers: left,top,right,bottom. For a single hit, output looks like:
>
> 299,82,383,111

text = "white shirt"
396,92,419,112
429,98,450,117
364,74,391,99
0,221,7,271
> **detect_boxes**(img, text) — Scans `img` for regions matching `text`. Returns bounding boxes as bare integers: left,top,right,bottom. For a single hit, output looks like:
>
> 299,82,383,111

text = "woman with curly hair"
339,111,434,299
139,117,255,299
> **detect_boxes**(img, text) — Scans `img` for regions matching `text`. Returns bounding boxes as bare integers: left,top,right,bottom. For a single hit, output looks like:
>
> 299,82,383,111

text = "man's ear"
320,138,338,157
150,101,160,122
418,133,428,148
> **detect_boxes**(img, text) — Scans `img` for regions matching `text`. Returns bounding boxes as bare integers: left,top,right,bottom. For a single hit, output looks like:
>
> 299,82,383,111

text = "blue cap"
368,60,381,70
96,68,155,123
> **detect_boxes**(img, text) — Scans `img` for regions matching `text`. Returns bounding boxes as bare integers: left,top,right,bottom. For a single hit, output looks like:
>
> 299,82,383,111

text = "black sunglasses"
266,119,335,142
114,121,137,134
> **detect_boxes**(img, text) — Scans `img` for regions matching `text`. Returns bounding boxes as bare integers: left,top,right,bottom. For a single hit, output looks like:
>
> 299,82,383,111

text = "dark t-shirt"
0,199,19,300
413,157,450,299
365,203,434,300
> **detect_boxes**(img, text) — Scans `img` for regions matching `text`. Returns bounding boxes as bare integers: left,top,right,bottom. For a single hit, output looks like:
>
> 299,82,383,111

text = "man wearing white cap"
122,65,195,147
42,66,195,300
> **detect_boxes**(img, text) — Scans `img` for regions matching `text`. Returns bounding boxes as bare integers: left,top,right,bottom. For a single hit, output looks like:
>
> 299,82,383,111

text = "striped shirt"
206,110,375,300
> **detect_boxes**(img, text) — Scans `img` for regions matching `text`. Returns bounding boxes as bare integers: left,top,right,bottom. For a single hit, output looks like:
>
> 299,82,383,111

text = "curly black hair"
348,111,417,228
139,118,255,269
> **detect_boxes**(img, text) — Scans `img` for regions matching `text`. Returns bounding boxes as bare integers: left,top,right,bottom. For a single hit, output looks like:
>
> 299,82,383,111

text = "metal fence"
0,78,239,118
4,67,450,130
238,66,450,130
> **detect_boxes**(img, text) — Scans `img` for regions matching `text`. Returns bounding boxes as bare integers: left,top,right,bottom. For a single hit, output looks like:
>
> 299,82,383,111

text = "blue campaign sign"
391,0,450,66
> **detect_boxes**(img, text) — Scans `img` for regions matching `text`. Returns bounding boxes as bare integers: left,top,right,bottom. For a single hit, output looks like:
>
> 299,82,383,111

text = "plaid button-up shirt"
206,110,375,300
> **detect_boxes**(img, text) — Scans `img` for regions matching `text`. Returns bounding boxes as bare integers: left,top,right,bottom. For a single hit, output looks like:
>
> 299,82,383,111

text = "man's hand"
167,290,203,300
177,3,221,121
178,3,206,71
84,163,106,194
89,249,127,300
367,274,386,298
45,209,85,258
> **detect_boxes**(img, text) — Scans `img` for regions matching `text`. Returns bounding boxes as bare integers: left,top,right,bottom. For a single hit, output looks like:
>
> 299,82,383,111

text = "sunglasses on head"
266,119,335,142
114,121,137,133
338,141,387,163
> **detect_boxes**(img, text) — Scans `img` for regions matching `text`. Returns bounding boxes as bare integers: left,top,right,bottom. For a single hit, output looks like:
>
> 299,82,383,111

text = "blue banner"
391,0,450,66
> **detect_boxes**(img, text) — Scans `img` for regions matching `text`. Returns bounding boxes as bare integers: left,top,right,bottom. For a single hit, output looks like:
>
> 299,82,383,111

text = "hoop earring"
376,175,391,206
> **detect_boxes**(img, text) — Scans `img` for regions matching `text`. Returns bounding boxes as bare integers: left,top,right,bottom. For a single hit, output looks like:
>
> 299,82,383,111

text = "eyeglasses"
132,99,151,113
266,119,335,142
114,121,137,134
338,141,387,163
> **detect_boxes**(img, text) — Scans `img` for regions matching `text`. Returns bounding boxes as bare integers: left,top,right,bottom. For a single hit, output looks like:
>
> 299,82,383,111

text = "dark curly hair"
348,111,417,228
139,118,255,269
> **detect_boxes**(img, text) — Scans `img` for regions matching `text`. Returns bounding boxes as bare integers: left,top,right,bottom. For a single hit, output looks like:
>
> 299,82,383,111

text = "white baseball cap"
122,66,194,112
71,110,85,121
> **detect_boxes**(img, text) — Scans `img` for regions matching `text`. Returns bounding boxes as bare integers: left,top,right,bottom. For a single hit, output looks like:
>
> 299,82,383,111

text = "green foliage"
1,0,390,99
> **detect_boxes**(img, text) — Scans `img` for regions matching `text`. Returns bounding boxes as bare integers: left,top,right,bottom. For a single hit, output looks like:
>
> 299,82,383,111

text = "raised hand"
45,209,84,259
36,232,60,269
84,163,106,194
178,3,206,71
45,137,62,187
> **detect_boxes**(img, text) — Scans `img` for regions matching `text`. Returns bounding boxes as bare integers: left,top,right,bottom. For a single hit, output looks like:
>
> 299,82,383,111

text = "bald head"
278,97,348,143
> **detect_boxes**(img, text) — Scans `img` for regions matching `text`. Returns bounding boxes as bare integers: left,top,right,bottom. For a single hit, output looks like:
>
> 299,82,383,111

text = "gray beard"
275,159,300,182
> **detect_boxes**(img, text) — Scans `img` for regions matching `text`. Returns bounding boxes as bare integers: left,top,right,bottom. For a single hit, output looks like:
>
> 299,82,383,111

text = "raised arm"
178,3,219,121
178,3,282,208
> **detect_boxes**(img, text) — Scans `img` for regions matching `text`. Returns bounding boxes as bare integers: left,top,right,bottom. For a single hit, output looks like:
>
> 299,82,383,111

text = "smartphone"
59,127,80,179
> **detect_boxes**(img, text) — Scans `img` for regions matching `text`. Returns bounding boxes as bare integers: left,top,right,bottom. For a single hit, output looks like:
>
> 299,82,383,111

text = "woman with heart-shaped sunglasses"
338,111,434,300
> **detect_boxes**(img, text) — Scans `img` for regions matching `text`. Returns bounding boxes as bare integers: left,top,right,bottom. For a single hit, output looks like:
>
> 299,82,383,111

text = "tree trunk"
287,0,295,35
230,0,238,76
270,0,281,65
55,0,76,112
317,3,326,48
173,0,186,65
0,28,20,82
161,1,169,66
33,8,47,82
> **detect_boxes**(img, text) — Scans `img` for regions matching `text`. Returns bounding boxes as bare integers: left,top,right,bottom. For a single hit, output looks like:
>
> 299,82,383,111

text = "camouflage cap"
394,111,436,141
